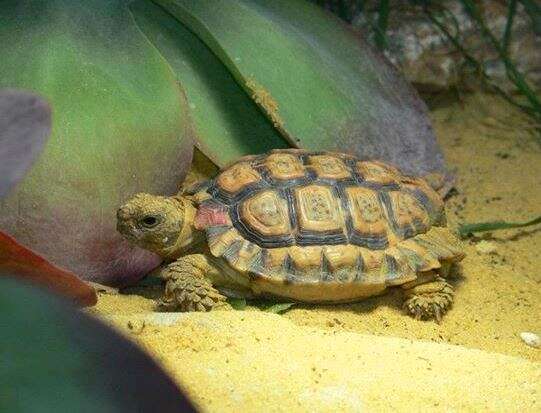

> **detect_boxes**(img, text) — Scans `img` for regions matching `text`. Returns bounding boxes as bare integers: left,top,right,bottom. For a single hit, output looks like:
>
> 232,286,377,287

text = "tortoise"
116,149,464,320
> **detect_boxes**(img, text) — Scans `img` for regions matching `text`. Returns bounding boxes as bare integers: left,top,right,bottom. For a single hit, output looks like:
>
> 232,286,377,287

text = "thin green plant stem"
502,0,518,53
458,215,541,238
375,0,390,50
337,0,351,22
424,7,533,115
459,0,541,121
518,0,541,33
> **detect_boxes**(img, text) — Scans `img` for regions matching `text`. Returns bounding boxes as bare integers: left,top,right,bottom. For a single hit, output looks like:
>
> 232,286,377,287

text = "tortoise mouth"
116,211,144,243
116,221,139,243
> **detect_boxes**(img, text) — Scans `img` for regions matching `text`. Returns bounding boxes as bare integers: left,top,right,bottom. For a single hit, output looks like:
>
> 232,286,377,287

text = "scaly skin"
157,254,230,312
116,193,203,260
402,276,454,322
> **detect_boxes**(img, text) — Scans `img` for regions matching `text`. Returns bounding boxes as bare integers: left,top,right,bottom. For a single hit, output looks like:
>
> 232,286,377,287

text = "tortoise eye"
140,215,159,228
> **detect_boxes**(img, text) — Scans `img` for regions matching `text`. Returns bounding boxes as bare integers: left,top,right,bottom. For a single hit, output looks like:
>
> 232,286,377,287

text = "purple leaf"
0,89,51,198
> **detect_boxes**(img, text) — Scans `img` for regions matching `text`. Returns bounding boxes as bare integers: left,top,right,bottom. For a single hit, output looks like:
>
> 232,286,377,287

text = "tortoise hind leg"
158,254,231,312
401,272,454,322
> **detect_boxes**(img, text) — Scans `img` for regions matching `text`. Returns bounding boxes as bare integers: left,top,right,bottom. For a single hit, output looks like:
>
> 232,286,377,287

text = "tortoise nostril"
117,207,130,220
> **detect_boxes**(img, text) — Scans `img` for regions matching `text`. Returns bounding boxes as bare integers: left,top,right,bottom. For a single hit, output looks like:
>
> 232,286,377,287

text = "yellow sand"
88,93,541,411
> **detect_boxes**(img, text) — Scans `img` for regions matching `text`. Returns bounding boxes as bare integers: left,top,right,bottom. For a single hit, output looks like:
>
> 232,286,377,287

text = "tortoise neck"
164,197,203,260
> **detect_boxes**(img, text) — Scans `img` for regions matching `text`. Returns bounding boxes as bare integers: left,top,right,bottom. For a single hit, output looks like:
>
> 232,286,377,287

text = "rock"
520,332,541,348
112,311,541,411
353,0,541,93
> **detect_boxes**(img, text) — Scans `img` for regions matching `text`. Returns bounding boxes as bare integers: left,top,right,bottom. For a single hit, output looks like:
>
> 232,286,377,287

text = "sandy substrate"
88,93,541,411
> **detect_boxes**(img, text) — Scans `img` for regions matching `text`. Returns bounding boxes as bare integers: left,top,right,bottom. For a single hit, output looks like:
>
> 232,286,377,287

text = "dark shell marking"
195,150,463,291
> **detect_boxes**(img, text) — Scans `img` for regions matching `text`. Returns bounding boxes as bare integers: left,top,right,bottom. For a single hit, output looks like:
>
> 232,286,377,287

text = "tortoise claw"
403,280,454,322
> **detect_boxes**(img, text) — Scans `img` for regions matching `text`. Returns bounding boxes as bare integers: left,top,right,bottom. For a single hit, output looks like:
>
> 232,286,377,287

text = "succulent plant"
0,0,447,286
0,278,196,412
0,89,192,411
0,89,97,305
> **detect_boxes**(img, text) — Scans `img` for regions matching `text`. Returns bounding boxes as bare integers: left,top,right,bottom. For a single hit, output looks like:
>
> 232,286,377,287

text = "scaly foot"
157,254,230,312
402,278,454,322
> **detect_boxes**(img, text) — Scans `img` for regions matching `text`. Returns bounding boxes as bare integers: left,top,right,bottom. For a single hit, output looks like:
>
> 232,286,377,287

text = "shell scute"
307,154,352,180
400,176,445,225
240,190,291,237
384,190,431,240
225,239,262,273
261,247,290,273
265,153,305,180
295,185,345,235
207,227,244,257
323,245,358,272
216,162,262,195
289,245,323,271
355,248,386,284
382,248,417,285
356,160,401,185
344,186,389,249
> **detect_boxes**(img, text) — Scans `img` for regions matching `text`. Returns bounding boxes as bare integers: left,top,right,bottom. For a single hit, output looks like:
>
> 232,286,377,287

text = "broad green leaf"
0,278,195,412
130,0,289,167
0,0,194,285
153,0,447,178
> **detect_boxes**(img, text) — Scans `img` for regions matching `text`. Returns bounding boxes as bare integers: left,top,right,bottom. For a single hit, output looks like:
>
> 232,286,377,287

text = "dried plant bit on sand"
227,297,247,310
458,215,541,238
263,302,297,314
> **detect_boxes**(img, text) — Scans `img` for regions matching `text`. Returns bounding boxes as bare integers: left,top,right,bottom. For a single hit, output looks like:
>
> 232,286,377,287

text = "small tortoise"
117,150,464,320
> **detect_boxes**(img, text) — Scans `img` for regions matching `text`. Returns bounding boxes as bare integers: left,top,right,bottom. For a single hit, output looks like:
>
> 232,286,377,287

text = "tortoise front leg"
158,254,230,312
401,272,454,322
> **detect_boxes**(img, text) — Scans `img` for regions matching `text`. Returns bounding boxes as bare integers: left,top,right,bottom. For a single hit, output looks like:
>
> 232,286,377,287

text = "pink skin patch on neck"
194,204,231,230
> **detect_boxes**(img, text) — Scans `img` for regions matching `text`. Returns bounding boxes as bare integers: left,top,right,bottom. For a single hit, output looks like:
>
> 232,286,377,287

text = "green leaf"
0,277,196,412
458,215,541,238
0,0,194,285
264,302,297,314
227,297,247,310
153,0,447,178
135,274,165,287
130,0,289,167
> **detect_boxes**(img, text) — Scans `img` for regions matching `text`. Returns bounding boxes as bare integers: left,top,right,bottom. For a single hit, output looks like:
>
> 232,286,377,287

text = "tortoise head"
116,193,196,259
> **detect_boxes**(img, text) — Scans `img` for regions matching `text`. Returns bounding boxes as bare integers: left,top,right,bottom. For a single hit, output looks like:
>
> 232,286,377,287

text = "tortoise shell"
191,150,463,302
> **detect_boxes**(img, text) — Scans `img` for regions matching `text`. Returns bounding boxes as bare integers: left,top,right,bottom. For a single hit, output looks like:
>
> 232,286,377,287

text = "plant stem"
375,0,390,50
458,215,541,238
424,6,539,120
459,0,541,122
502,0,517,53
425,7,532,113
